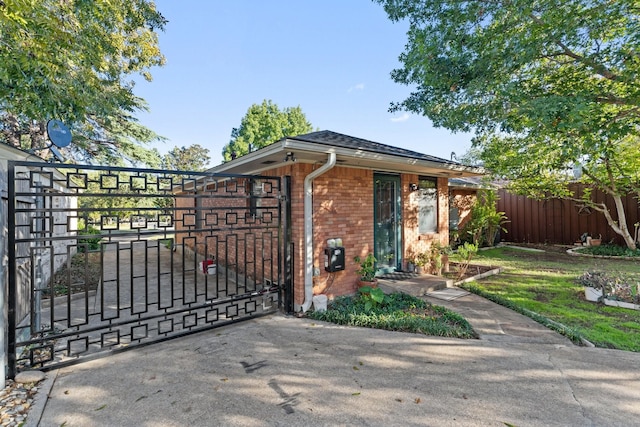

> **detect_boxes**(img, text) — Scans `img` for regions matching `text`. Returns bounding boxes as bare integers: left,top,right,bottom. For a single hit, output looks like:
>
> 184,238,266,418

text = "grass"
464,246,640,351
307,291,476,339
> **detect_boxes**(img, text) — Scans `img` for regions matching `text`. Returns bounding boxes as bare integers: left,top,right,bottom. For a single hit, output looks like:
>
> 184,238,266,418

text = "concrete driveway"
30,309,640,427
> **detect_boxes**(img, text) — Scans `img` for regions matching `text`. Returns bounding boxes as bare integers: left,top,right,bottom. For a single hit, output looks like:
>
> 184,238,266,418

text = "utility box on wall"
324,247,345,272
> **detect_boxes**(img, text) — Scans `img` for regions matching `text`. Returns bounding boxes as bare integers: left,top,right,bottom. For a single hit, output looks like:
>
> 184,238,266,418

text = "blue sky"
134,0,474,166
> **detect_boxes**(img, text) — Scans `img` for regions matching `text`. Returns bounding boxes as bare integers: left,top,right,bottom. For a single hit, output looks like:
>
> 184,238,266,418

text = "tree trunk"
596,195,637,250
582,163,637,250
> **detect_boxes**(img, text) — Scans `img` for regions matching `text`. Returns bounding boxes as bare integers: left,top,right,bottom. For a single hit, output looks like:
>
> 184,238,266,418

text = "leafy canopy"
376,0,640,138
222,100,313,161
376,0,640,248
0,0,167,164
162,144,211,172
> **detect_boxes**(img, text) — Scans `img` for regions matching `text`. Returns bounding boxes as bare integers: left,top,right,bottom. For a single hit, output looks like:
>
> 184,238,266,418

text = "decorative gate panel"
7,161,289,377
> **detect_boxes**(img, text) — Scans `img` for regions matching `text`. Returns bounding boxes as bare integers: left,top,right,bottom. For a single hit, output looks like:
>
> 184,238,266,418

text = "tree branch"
594,95,636,107
530,13,619,81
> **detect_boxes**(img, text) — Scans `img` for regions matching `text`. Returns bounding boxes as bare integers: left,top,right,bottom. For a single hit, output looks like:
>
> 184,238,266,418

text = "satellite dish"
47,119,72,148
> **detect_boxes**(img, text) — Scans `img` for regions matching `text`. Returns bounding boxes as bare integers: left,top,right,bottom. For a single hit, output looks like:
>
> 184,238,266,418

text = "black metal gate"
7,161,291,377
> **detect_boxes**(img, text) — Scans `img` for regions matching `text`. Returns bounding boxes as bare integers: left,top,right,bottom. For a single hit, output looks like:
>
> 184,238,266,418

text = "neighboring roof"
210,130,485,178
0,142,45,162
1,143,60,196
448,176,487,190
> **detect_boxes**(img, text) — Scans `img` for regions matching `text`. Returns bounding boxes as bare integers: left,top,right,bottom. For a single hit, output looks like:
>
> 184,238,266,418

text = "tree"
455,146,484,167
0,0,167,164
376,0,640,249
222,100,313,161
78,172,158,224
162,144,211,172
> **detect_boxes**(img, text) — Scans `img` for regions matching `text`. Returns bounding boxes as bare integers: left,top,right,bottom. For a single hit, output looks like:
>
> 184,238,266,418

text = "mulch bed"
45,251,102,298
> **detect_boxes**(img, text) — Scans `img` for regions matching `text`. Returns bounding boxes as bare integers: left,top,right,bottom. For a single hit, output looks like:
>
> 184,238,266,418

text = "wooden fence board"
497,185,640,246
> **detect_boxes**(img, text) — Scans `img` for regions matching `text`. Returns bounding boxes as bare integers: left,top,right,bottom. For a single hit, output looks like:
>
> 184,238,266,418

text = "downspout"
298,152,336,313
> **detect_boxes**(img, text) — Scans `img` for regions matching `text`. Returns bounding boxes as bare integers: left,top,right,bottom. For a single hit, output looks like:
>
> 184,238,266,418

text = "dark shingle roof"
288,130,460,166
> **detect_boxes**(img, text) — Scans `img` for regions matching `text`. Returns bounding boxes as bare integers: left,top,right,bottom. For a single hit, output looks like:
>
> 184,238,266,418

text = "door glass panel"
374,175,401,273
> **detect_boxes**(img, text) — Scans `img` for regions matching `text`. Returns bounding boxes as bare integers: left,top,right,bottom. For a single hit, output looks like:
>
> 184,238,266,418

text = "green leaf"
221,100,313,161
1,0,167,165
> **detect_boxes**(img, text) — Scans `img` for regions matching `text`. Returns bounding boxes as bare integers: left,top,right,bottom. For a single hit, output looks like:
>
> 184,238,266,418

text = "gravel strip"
0,380,39,427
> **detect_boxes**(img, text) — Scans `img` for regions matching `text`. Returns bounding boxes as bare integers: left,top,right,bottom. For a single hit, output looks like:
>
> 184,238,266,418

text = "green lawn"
466,246,640,351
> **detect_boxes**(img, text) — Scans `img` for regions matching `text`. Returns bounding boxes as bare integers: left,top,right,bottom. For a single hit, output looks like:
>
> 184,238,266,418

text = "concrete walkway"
423,289,573,345
28,288,640,427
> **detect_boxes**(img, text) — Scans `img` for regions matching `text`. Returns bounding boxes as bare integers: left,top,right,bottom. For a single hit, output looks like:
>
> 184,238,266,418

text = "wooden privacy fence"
496,185,640,246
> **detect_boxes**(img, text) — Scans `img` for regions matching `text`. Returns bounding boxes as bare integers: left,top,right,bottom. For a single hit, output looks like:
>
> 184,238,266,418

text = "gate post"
282,176,293,314
0,162,7,386
6,162,16,380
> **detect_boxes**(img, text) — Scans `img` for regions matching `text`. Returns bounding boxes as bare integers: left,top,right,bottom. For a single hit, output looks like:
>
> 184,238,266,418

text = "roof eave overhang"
209,138,485,177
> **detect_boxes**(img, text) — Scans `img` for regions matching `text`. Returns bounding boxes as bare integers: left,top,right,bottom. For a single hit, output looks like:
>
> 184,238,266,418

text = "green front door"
374,174,402,273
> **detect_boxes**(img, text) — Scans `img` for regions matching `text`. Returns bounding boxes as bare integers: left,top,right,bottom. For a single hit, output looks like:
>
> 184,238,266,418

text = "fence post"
1,161,7,387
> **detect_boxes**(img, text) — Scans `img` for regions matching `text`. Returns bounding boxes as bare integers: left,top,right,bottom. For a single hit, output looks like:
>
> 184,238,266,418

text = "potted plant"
577,270,640,309
589,234,602,246
576,270,608,302
354,253,377,288
427,242,452,275
414,252,429,275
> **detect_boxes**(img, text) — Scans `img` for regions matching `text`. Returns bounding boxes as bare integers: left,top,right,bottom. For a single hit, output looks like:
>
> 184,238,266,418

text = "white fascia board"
283,139,485,177
207,142,284,174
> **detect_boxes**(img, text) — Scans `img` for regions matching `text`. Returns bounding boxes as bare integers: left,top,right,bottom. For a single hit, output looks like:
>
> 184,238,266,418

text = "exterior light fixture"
284,151,296,162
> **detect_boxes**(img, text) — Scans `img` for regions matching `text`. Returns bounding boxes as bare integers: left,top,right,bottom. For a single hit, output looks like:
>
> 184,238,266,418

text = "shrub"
576,244,640,258
307,292,475,338
78,224,102,251
455,242,478,280
576,270,615,290
459,190,509,247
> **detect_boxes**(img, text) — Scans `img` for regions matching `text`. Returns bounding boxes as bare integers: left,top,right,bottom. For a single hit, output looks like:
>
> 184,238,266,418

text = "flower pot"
357,279,378,289
584,286,603,302
590,239,601,246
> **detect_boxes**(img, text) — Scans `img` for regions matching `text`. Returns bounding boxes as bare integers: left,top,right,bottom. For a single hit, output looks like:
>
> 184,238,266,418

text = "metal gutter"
297,152,336,313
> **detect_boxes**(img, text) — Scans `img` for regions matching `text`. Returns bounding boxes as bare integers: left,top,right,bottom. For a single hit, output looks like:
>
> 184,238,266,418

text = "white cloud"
347,83,365,92
390,113,410,123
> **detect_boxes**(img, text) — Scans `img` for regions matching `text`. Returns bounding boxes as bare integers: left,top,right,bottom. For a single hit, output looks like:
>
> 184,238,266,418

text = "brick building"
176,131,483,312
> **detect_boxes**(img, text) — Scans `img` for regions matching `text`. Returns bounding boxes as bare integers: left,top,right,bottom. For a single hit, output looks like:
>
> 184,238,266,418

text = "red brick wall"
175,165,451,309
173,176,281,288
299,167,448,301
308,166,374,298
401,175,449,269
451,189,477,230
261,164,375,304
